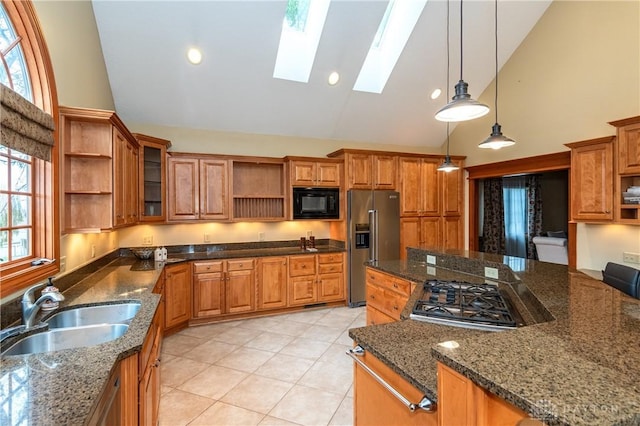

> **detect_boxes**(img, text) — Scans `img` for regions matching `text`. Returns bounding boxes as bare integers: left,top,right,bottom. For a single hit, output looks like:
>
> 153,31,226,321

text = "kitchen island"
349,248,640,425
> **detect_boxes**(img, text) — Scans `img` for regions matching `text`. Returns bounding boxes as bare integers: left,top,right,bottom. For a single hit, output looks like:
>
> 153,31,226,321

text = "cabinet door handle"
347,346,436,413
393,283,398,289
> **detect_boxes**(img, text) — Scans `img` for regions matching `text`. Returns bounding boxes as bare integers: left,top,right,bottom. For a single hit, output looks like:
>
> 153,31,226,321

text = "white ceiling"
92,0,551,149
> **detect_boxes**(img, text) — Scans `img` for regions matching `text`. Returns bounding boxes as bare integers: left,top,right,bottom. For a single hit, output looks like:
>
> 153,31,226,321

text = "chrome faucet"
22,282,65,329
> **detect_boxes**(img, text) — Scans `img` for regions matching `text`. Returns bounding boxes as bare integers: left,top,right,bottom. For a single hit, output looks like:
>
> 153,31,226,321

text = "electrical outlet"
426,255,436,265
427,266,436,276
91,245,96,258
306,230,313,238
258,232,265,242
60,256,66,272
484,267,499,279
623,252,640,264
142,235,153,245
204,234,211,243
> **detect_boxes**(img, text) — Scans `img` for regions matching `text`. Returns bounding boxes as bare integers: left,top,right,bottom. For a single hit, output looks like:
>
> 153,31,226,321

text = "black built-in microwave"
293,187,340,219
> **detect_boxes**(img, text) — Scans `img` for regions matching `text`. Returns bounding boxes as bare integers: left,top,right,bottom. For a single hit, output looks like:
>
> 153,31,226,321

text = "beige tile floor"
159,306,366,426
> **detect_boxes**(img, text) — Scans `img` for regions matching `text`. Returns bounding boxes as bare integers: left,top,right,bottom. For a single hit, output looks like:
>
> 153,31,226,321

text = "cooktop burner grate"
411,280,518,330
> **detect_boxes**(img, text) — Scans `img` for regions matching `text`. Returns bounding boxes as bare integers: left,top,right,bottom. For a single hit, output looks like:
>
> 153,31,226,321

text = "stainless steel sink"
44,302,141,328
1,324,129,356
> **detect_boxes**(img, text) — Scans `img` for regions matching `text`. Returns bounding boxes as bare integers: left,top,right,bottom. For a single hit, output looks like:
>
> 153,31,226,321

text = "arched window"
0,0,59,298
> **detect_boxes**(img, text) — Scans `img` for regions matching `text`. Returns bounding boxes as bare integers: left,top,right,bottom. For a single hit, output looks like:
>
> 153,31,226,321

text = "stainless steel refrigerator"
347,190,400,307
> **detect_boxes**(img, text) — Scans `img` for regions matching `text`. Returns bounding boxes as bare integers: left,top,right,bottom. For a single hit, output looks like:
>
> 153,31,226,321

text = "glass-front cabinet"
134,134,171,222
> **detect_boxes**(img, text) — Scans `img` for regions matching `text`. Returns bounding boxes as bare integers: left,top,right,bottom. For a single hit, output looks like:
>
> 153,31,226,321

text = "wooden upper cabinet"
167,157,200,221
134,133,171,223
289,159,341,187
167,156,229,221
200,159,229,220
59,106,138,233
399,157,440,216
611,116,640,174
373,155,397,189
348,153,374,189
566,136,615,222
442,158,463,216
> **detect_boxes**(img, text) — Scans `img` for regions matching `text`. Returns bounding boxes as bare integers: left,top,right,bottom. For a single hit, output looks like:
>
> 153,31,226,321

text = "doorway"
466,152,574,266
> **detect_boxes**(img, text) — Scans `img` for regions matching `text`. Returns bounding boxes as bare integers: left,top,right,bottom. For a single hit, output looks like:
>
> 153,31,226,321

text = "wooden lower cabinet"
365,267,414,325
164,262,192,333
88,354,138,425
288,253,345,306
437,362,529,426
353,347,437,426
257,256,288,310
192,258,256,318
139,296,164,426
400,217,441,259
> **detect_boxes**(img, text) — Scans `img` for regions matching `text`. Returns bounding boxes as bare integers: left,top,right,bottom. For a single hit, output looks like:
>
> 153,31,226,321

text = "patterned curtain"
526,175,543,259
482,178,505,254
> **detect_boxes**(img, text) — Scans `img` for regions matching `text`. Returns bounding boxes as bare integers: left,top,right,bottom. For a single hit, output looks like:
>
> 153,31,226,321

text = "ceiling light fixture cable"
438,0,460,173
479,0,515,149
434,0,490,122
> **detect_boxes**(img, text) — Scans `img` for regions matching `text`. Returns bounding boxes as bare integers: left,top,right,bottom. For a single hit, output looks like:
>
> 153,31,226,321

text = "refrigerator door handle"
368,209,378,262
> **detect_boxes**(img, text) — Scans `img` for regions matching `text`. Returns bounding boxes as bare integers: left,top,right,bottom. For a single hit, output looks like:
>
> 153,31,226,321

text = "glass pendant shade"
479,123,515,149
435,80,490,122
437,155,459,172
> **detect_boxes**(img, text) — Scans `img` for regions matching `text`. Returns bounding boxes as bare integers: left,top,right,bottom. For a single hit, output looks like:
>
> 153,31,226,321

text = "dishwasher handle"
346,345,436,413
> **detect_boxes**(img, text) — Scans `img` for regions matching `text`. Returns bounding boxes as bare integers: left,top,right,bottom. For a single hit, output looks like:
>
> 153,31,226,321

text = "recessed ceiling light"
187,47,202,65
328,71,340,86
431,89,442,100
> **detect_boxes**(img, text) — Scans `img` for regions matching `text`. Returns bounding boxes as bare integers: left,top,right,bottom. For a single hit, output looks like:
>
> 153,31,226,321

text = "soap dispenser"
154,247,163,261
161,246,168,260
41,277,61,311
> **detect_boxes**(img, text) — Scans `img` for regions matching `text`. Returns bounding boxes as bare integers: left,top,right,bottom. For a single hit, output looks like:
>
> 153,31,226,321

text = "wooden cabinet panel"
168,157,199,220
567,137,614,221
437,362,527,426
366,268,413,323
287,253,345,306
193,259,256,317
367,305,396,326
348,154,373,189
442,159,463,216
316,162,341,186
399,158,422,215
617,119,640,174
257,257,288,310
421,216,442,248
226,269,255,313
373,155,397,189
442,216,463,250
288,255,316,277
135,134,170,222
290,160,341,187
289,276,317,306
164,263,191,331
400,217,420,260
200,159,229,220
139,300,163,426
353,349,437,426
193,272,224,317
420,159,441,215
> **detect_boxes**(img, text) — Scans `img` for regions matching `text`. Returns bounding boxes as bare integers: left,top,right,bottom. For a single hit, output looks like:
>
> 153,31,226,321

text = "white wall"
576,224,640,271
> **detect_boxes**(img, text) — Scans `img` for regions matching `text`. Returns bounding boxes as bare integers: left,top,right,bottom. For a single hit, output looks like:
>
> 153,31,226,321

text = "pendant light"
438,123,459,172
479,0,515,149
437,1,459,173
435,0,489,122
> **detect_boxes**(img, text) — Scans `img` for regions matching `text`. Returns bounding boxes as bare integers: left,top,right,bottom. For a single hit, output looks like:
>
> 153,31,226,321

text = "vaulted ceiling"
92,0,551,148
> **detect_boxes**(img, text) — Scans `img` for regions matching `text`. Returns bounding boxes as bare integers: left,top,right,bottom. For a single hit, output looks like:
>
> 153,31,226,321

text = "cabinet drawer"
367,269,411,295
319,262,343,274
318,253,343,264
366,283,406,320
289,256,316,276
367,306,396,326
193,261,223,274
227,258,255,271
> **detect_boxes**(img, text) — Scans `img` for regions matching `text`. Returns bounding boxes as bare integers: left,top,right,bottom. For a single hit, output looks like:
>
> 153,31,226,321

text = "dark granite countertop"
0,240,345,425
0,258,162,426
349,248,640,426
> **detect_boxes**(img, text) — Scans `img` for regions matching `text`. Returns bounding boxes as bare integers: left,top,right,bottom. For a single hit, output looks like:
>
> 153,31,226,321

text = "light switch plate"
142,235,153,245
427,255,436,265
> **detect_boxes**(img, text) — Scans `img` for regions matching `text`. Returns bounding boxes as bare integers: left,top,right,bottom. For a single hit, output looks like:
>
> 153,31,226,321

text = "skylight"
273,0,331,83
353,0,428,94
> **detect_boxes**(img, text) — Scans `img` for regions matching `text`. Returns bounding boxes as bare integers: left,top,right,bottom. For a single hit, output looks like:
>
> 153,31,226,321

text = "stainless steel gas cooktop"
410,280,523,331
